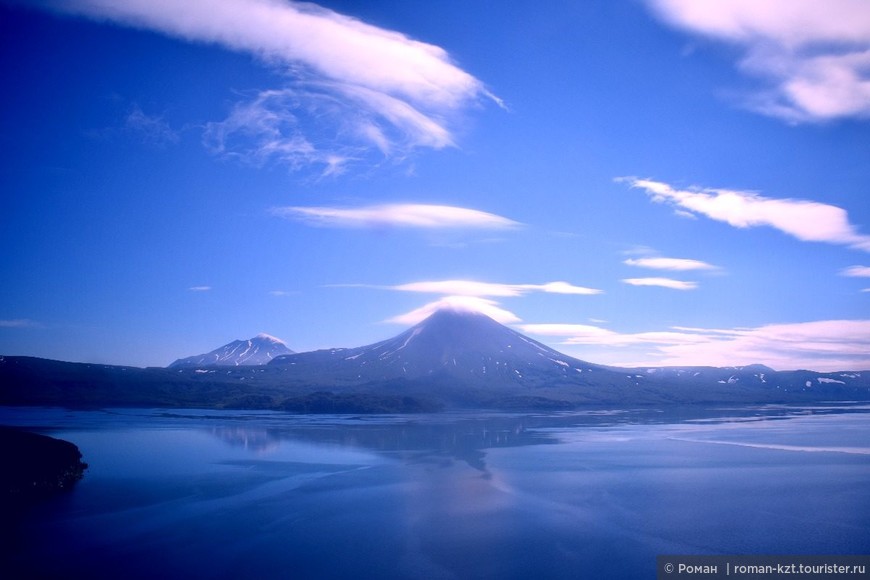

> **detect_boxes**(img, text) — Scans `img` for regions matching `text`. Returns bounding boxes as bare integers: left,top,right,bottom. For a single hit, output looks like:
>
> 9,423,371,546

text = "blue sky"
2,0,869,370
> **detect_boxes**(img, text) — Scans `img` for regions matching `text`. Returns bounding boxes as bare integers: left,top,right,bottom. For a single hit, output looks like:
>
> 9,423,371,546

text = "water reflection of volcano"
208,426,281,452
291,417,552,450
203,416,562,472
197,405,862,471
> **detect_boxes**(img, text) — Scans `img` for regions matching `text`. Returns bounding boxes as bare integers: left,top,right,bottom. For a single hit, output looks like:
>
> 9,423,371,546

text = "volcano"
170,333,294,367
269,308,605,388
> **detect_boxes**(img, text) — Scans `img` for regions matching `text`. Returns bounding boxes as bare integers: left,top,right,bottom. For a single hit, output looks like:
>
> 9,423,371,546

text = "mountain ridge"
1,308,868,411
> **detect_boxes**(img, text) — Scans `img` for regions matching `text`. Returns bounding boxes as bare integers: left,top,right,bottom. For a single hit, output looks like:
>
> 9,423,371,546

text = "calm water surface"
2,404,869,579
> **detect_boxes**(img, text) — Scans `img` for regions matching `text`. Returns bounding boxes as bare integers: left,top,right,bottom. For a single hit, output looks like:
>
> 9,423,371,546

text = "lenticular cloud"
45,0,497,172
624,177,870,252
272,204,521,230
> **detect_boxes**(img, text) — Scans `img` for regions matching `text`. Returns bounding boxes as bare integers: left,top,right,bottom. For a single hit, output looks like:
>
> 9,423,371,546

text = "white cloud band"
521,319,870,371
645,0,870,122
45,0,495,171
624,177,870,252
624,257,717,271
272,204,521,229
392,280,602,297
622,277,698,290
841,265,870,277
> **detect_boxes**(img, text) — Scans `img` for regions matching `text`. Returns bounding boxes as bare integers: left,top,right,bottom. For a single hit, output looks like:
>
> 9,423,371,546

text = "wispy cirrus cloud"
0,319,42,328
841,265,870,277
333,279,601,297
272,203,521,230
387,296,520,325
624,257,718,271
841,265,870,292
44,0,497,174
391,279,602,297
188,286,212,292
623,177,870,252
124,105,179,147
201,84,457,175
521,319,870,371
645,0,870,122
622,277,698,290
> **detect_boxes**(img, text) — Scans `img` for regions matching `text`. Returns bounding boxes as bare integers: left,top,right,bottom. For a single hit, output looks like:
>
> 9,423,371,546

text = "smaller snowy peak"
169,334,294,368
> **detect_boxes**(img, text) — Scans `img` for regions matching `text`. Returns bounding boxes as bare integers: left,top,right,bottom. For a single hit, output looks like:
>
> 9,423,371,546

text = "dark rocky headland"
0,428,87,504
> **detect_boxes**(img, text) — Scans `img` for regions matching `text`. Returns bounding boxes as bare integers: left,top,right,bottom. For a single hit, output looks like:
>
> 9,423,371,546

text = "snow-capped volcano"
169,333,294,367
354,308,597,378
270,308,600,384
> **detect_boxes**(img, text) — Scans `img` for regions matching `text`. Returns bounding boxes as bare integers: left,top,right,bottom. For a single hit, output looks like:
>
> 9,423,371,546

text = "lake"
2,404,869,579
